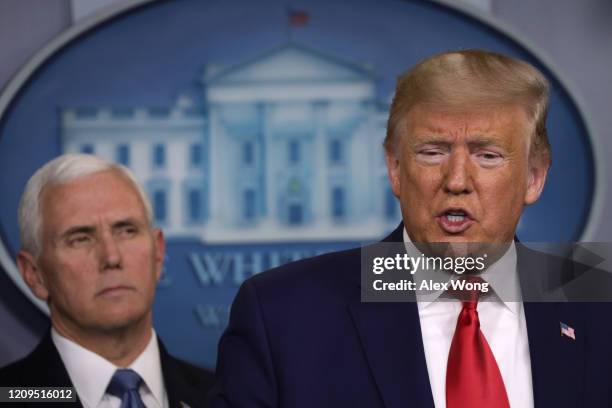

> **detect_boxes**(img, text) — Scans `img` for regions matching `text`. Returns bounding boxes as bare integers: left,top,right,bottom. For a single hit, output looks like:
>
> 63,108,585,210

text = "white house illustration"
61,43,400,242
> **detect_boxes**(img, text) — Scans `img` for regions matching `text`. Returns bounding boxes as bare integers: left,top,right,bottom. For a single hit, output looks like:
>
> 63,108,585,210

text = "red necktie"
446,281,510,408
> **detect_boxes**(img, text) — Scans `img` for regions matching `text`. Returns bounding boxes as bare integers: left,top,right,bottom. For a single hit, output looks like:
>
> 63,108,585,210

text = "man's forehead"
44,169,134,197
410,103,526,122
405,104,530,138
41,170,145,221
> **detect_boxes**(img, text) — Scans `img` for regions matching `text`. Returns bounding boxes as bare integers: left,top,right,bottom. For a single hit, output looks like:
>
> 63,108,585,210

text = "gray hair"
18,153,153,258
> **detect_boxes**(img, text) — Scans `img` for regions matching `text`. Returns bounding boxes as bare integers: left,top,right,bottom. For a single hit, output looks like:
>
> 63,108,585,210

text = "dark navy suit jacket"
210,224,612,407
0,331,215,407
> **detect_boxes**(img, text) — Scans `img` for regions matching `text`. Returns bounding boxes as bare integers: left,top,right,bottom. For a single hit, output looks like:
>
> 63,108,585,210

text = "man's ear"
524,154,550,205
153,229,166,281
385,149,401,198
16,251,49,301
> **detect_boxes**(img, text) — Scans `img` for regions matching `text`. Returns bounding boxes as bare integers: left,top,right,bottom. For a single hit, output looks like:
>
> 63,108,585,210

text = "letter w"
189,253,230,286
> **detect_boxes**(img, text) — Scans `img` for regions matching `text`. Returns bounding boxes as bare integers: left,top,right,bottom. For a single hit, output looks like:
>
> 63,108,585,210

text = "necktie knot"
107,369,145,408
449,275,487,306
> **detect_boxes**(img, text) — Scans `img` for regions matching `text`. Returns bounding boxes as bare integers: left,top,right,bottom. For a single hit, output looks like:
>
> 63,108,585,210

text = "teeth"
446,214,465,222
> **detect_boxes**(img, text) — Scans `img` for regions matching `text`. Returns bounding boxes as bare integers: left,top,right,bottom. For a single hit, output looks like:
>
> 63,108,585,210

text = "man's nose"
443,148,473,194
99,232,122,270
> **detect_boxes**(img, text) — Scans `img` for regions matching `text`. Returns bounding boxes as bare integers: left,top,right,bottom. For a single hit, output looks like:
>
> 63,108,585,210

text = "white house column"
207,104,223,228
262,102,278,226
312,101,329,225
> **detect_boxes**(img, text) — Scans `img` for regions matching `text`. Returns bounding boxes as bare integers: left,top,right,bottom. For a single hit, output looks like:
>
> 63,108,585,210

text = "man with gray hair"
209,50,612,407
0,154,213,407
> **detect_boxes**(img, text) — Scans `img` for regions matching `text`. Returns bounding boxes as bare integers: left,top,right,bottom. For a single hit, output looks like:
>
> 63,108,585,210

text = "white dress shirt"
404,229,534,408
52,328,169,408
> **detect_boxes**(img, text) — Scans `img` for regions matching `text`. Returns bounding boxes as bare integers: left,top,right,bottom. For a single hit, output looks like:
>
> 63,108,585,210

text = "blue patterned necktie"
107,369,146,408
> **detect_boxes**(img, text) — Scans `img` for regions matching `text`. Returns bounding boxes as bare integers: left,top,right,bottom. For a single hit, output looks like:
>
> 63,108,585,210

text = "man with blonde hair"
209,49,612,407
0,154,214,408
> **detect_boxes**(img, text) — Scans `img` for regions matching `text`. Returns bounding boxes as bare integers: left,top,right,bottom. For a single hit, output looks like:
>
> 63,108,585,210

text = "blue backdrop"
0,0,595,369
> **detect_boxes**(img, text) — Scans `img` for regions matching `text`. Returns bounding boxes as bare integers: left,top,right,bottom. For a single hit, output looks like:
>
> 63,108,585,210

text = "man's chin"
414,234,501,258
91,306,151,333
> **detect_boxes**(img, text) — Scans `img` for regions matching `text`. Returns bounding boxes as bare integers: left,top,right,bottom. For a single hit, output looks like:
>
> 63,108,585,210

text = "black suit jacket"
0,331,214,407
209,224,612,407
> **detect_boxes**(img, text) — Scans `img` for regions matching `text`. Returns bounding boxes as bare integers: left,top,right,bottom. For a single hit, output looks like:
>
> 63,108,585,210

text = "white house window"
117,144,130,166
80,144,94,154
189,189,202,221
190,143,202,167
329,139,343,165
243,141,254,165
332,187,345,218
244,189,256,220
153,144,166,168
288,140,300,164
153,190,167,223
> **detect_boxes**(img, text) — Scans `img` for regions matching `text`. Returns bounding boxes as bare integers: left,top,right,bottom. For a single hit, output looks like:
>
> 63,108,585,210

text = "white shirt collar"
51,328,166,408
129,330,166,408
402,227,522,314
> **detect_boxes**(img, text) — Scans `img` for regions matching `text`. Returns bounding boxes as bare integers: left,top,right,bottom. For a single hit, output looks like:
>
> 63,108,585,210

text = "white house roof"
204,43,376,85
204,43,377,103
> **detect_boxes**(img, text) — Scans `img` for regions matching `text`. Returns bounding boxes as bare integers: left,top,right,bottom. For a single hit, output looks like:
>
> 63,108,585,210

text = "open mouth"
437,209,474,234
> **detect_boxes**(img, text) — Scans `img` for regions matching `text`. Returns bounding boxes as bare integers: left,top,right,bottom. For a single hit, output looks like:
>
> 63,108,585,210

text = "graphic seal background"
0,0,596,368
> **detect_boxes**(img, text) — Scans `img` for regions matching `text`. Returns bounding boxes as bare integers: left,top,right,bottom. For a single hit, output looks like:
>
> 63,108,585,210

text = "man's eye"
68,235,91,246
477,152,501,160
118,225,138,237
419,149,443,155
475,151,504,167
416,149,447,163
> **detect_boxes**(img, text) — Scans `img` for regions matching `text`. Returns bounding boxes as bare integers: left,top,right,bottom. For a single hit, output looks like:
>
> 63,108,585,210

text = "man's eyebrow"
418,138,451,144
60,225,96,239
467,137,504,148
410,137,452,148
112,217,144,229
410,135,505,147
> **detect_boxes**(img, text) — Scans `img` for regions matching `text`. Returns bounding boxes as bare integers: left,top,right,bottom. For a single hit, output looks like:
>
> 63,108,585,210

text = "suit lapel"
346,222,434,408
31,333,74,386
523,302,586,407
348,293,434,408
517,246,587,407
159,339,202,408
25,332,82,406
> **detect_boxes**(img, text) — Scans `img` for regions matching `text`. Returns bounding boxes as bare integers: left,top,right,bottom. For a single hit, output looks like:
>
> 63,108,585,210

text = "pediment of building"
205,43,374,85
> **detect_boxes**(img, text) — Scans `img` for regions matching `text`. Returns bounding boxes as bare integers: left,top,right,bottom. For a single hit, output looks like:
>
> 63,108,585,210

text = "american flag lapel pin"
560,322,576,340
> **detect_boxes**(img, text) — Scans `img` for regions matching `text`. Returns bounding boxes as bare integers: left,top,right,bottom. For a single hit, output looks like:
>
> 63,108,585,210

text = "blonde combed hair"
384,49,551,162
